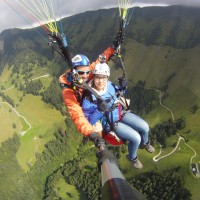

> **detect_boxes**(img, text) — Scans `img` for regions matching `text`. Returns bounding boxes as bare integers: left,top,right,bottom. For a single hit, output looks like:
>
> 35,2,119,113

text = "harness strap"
118,103,122,120
117,90,129,111
104,102,121,132
105,111,114,131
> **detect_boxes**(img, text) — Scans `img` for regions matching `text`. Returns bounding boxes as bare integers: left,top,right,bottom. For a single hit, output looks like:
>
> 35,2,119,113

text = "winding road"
0,101,31,135
0,74,49,136
152,89,197,165
153,135,184,162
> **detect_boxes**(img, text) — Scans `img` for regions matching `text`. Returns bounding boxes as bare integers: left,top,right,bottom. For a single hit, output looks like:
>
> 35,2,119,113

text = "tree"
175,116,186,130
126,80,159,116
42,79,63,111
12,123,16,129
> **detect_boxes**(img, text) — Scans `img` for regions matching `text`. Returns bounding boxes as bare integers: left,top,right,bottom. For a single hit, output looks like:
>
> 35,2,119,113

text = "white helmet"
93,63,110,76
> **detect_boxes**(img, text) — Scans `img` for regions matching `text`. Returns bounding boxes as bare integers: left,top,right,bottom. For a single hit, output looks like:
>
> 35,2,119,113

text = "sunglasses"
76,70,91,75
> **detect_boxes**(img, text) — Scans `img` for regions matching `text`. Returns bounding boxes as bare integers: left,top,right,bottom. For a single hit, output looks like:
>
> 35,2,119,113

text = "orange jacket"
59,46,116,136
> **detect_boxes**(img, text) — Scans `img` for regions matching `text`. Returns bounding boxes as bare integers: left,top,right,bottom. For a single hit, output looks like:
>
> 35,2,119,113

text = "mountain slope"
1,6,200,95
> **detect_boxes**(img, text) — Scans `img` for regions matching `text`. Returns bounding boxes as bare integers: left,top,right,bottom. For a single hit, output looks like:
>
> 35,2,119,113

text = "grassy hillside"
0,101,22,142
0,66,66,170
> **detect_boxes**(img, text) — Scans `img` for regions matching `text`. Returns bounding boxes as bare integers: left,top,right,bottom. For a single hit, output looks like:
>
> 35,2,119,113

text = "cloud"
138,0,200,7
0,0,118,33
1,0,200,33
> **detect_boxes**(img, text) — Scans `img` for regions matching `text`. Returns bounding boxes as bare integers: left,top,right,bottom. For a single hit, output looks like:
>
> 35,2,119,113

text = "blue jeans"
114,112,149,160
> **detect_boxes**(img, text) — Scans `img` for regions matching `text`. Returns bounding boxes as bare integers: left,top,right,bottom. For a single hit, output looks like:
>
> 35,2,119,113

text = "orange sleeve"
103,46,116,63
62,87,94,136
60,47,116,135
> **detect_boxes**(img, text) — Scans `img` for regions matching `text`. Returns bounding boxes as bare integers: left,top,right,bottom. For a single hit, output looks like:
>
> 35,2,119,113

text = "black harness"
83,83,128,132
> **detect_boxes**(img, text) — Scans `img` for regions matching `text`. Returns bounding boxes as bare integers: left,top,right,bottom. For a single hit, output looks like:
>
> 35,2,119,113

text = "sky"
0,0,200,33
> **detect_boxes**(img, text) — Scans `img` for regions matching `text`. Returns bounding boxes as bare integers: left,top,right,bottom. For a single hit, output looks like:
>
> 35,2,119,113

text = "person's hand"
113,30,125,50
96,149,117,166
89,132,105,148
97,99,108,113
93,121,103,132
118,76,127,89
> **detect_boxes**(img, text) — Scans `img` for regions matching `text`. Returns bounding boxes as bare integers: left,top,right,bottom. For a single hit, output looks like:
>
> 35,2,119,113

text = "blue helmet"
72,54,90,67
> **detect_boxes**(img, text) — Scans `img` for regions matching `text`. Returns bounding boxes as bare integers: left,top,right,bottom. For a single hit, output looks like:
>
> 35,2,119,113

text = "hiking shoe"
126,155,143,169
144,144,155,153
132,159,143,169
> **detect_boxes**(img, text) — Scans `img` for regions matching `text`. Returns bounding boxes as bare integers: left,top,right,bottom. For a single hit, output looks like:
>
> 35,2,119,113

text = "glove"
96,149,117,165
118,76,128,89
113,30,125,50
97,99,108,113
89,132,105,148
96,149,117,171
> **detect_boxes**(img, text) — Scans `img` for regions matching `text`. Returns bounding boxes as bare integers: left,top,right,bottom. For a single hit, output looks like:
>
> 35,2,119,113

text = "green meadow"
0,67,66,171
54,177,88,200
0,102,22,143
18,94,65,171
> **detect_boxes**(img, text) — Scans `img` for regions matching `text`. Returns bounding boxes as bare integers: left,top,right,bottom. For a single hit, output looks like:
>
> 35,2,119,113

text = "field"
0,68,66,171
111,71,200,199
0,101,22,142
54,177,88,200
15,94,66,171
146,85,200,199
